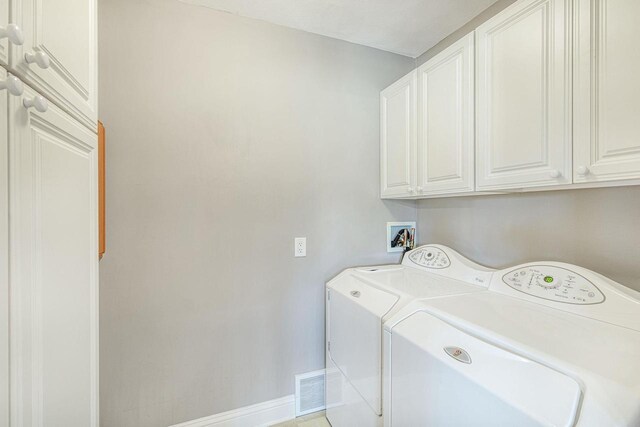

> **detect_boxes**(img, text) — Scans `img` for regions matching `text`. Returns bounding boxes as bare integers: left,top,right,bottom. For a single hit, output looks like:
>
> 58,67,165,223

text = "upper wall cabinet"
416,33,475,196
476,0,572,191
574,0,640,183
10,0,98,130
380,0,640,199
380,70,417,198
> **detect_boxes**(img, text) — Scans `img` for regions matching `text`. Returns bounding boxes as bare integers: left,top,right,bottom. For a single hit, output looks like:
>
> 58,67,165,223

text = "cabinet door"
380,70,417,198
417,33,474,196
476,0,572,190
0,66,8,427
9,85,98,426
0,0,8,66
10,0,97,130
574,0,640,183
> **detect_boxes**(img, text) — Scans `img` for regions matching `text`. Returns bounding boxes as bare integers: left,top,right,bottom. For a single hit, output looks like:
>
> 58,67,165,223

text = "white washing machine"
325,245,494,427
384,259,640,426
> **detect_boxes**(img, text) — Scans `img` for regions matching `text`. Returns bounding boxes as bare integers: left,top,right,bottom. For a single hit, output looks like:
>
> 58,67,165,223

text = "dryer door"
328,277,398,415
389,311,582,427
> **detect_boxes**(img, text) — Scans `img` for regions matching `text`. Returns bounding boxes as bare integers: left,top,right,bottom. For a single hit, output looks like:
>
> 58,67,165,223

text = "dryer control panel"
503,265,605,305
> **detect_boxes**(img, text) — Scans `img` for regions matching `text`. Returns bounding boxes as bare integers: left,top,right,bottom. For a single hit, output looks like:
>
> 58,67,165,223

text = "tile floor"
271,411,330,427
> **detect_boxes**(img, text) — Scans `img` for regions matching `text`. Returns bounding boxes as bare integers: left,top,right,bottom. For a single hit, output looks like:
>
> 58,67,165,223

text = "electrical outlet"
295,237,306,257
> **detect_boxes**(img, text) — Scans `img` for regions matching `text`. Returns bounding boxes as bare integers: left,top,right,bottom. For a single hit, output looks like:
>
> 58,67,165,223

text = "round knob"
0,24,24,45
535,274,561,289
549,169,561,179
24,51,50,69
23,95,48,113
416,186,423,193
0,75,24,96
576,166,590,176
407,187,416,195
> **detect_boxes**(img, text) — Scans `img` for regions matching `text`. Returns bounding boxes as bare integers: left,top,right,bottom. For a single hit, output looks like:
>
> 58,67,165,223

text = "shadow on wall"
417,186,640,290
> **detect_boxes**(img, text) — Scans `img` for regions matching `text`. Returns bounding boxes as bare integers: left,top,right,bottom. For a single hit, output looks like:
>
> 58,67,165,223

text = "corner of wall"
415,0,518,66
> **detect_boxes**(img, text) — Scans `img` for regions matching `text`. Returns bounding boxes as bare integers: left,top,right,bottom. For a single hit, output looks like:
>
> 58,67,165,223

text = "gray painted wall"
98,0,415,425
417,187,640,290
415,0,640,291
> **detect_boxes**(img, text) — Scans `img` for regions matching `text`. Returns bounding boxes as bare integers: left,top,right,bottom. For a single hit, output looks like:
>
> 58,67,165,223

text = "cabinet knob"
0,24,24,45
407,187,415,194
576,166,590,176
24,51,50,69
23,95,48,113
0,74,24,96
416,186,423,193
549,169,561,179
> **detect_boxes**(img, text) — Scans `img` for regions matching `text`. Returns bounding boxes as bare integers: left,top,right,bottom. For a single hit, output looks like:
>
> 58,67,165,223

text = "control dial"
534,274,561,289
409,246,451,269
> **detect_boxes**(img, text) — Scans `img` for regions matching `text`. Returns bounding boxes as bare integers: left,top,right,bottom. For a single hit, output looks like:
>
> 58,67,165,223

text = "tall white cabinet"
8,86,98,427
475,0,572,191
574,0,640,183
0,0,98,426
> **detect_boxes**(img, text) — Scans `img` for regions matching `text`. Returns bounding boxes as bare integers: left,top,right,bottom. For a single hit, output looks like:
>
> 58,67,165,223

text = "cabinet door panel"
380,70,417,198
9,85,98,427
476,0,572,190
10,0,97,130
0,0,7,66
417,33,474,195
574,0,640,182
0,66,8,427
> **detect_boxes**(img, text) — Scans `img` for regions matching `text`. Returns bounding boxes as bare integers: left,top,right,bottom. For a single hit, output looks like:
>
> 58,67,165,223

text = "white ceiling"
178,0,498,58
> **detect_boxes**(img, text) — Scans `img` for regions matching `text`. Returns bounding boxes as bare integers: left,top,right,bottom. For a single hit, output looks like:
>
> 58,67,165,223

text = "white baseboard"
170,395,295,427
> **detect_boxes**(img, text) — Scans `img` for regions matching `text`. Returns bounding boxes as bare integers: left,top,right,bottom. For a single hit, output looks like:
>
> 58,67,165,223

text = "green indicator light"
544,276,554,283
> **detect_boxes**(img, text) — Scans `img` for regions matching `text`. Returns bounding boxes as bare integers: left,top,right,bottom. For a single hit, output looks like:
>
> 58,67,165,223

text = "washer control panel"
403,245,495,287
408,246,451,269
502,265,605,305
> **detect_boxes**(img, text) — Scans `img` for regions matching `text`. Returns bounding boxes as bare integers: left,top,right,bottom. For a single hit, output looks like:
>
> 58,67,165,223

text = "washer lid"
406,292,640,425
390,311,582,427
351,266,485,300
